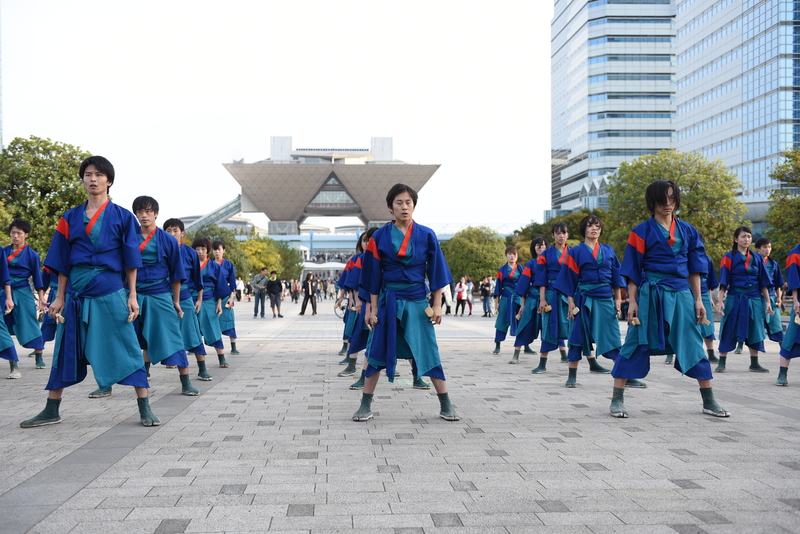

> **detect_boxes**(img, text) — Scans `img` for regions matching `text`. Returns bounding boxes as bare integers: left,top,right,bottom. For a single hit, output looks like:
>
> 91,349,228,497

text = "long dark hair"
530,237,547,259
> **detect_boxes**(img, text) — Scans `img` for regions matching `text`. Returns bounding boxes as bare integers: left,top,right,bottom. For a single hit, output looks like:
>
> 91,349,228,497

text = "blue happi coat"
718,248,771,352
534,245,571,348
3,244,45,349
513,259,541,346
781,245,800,359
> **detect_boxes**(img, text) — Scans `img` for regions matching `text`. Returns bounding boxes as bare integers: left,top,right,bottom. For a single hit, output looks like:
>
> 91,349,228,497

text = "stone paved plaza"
1,298,799,534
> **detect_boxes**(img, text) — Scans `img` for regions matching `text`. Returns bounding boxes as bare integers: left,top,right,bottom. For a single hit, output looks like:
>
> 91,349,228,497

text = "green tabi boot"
749,356,769,373
338,358,357,377
413,377,431,389
664,354,674,365
707,348,719,363
734,342,744,354
492,342,501,355
7,360,21,379
352,393,373,421
34,353,46,369
715,356,726,373
144,361,151,378
27,350,36,357
197,360,212,381
337,342,348,357
700,387,730,417
524,345,536,354
137,397,161,426
438,392,460,421
624,379,647,388
349,370,366,390
588,357,610,374
776,367,789,387
610,387,628,418
230,342,240,355
509,349,521,364
218,354,229,368
88,386,112,398
531,357,548,374
565,367,577,388
20,398,62,428
180,374,199,396
560,348,568,362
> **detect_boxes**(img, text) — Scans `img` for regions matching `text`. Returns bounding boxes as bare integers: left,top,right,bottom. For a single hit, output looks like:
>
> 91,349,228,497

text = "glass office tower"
550,0,676,219
676,0,799,231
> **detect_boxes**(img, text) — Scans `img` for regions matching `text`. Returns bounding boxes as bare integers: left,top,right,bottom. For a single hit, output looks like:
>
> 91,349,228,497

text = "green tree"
185,223,251,278
0,136,91,256
240,237,281,275
275,240,304,280
765,147,800,268
507,220,550,263
607,149,747,261
441,226,506,281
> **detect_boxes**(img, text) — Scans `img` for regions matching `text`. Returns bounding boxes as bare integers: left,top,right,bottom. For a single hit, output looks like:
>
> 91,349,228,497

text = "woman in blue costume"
553,215,615,387
335,240,359,363
4,219,47,375
352,183,459,422
163,218,213,382
533,222,572,371
777,244,800,386
0,248,17,378
21,155,159,428
492,246,529,355
611,180,729,418
213,241,240,356
193,238,229,367
755,237,785,344
510,238,546,365
714,226,773,374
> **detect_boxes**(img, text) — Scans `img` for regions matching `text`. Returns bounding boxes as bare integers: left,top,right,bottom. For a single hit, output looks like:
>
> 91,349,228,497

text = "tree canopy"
441,226,506,282
275,240,304,280
0,136,91,256
185,223,251,279
237,236,304,280
607,149,747,261
508,209,606,262
765,147,800,268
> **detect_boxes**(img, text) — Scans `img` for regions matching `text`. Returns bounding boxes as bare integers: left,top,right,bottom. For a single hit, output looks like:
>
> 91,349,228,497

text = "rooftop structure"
224,137,440,234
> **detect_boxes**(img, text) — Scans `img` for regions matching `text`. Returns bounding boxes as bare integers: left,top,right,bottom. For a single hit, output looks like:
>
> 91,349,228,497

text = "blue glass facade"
676,0,799,225
551,0,677,211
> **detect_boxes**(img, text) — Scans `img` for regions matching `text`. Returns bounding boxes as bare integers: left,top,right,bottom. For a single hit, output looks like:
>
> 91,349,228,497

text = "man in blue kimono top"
755,237,785,344
0,246,18,377
777,244,800,386
164,218,213,382
4,219,47,375
352,183,459,422
21,155,160,428
611,179,729,418
193,237,229,366
492,247,523,354
553,215,617,388
213,241,240,356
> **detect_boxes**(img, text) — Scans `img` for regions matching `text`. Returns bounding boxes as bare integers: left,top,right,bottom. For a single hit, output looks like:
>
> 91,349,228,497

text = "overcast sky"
2,1,552,234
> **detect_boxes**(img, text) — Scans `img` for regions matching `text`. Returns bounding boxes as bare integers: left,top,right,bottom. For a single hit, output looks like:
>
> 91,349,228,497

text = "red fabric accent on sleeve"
496,270,503,280
56,217,70,240
537,255,547,264
354,257,362,269
522,267,532,278
564,254,580,275
720,256,732,271
787,253,800,269
627,232,646,254
365,237,381,260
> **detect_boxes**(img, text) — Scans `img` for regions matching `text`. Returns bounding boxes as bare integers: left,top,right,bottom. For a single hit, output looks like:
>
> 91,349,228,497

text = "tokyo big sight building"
550,0,798,232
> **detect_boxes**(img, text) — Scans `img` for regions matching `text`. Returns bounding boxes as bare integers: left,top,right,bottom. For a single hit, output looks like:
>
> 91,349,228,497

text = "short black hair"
9,219,31,234
530,237,547,259
754,237,771,249
551,222,569,236
193,237,212,251
212,240,225,251
132,196,159,214
579,215,603,238
163,218,184,232
386,183,418,208
79,156,115,189
645,179,681,215
270,270,277,275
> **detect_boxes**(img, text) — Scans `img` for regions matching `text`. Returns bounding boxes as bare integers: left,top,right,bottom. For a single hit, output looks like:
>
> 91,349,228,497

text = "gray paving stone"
154,518,191,534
